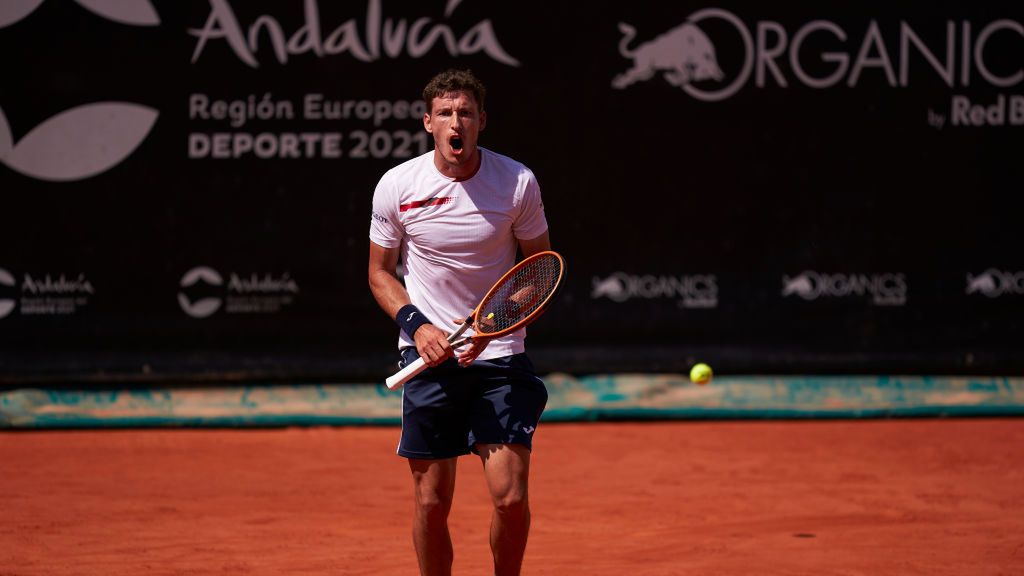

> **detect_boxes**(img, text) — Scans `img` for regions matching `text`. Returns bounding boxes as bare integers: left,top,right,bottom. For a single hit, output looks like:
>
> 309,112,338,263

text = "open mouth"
450,136,463,153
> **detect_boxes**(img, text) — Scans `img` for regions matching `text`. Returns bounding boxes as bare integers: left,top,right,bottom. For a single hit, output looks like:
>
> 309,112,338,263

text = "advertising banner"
1,1,1021,380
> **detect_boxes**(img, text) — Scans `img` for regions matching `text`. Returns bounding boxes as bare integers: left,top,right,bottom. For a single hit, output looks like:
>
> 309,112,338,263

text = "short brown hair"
423,69,486,111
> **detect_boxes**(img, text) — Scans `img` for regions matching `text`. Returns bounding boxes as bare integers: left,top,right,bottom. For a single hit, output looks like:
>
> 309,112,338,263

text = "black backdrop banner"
0,1,1021,381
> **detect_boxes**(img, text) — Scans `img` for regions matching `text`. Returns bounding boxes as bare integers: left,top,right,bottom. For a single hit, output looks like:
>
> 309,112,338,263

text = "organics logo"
612,7,1023,107
782,271,907,306
592,272,717,308
966,269,1024,298
0,0,160,182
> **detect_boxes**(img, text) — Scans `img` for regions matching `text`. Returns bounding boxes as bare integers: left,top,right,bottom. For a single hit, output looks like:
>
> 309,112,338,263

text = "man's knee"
410,458,456,523
492,489,529,518
415,488,454,522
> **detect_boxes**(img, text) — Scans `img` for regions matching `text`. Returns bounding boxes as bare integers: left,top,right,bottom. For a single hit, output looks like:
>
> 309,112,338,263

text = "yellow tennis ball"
690,363,713,385
487,312,495,319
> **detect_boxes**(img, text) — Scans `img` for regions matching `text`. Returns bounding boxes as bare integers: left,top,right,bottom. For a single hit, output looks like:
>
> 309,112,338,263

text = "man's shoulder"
381,150,435,183
482,147,530,172
481,148,535,181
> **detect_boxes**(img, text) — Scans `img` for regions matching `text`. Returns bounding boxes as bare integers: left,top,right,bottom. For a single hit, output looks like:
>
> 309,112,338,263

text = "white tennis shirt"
369,147,549,360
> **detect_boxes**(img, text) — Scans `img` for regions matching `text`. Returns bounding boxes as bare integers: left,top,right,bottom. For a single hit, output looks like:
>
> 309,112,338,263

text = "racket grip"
385,356,428,390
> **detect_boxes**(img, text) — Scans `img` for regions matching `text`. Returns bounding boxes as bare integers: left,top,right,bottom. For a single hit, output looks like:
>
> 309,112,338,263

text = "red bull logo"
612,8,752,101
612,22,724,89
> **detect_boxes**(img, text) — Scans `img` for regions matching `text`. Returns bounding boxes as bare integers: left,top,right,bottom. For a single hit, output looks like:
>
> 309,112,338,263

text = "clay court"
3,418,1022,575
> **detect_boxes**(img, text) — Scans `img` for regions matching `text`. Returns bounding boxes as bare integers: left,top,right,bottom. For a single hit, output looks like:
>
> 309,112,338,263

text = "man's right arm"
367,241,453,367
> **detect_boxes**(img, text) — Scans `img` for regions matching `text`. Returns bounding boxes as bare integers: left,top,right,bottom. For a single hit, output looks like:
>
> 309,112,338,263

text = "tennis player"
367,69,551,576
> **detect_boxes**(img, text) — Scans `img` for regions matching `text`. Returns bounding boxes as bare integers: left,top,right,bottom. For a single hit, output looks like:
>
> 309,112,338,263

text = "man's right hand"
413,324,454,367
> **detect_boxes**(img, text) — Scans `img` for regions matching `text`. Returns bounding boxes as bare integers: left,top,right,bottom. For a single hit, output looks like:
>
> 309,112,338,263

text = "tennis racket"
385,250,566,390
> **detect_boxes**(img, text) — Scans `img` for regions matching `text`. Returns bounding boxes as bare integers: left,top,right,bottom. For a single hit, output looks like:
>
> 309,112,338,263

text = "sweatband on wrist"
396,304,432,337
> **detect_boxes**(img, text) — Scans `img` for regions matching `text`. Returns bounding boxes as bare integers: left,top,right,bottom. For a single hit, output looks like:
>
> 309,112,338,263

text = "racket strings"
477,255,562,335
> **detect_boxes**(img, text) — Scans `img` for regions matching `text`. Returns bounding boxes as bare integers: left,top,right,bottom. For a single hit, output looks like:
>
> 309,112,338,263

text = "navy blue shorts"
397,348,548,460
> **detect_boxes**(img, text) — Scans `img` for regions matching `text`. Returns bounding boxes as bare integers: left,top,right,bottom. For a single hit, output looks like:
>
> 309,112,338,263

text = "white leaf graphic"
178,294,221,318
0,0,45,28
0,106,12,158
0,301,15,319
0,268,15,286
3,102,158,182
74,0,160,26
181,267,223,287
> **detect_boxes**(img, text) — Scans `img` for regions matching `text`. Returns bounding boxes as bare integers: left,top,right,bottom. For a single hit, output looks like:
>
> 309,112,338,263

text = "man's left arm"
518,230,550,258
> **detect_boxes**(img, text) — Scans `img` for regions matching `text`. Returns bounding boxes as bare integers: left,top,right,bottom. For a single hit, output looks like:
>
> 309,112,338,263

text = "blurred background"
1,0,1021,387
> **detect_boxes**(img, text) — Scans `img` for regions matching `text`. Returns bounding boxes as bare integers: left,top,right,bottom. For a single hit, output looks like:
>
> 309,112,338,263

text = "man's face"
424,90,486,174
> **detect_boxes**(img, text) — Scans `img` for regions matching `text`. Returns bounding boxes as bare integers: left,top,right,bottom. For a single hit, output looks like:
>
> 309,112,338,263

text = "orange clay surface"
2,419,1023,575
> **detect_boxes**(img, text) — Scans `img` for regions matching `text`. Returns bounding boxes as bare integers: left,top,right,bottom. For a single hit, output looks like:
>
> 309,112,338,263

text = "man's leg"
477,443,532,576
409,457,458,576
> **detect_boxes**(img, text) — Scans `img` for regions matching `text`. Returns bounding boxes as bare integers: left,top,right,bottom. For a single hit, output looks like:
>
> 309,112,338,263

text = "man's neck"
434,149,482,181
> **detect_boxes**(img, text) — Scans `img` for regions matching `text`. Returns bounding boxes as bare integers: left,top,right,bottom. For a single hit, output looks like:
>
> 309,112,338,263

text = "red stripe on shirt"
399,197,454,212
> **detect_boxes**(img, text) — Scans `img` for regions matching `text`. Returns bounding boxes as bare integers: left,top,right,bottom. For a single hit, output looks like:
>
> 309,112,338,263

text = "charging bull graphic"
612,21,723,89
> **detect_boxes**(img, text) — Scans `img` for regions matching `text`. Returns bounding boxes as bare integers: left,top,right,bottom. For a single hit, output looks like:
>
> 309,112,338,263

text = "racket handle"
385,356,428,390
384,331,472,391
